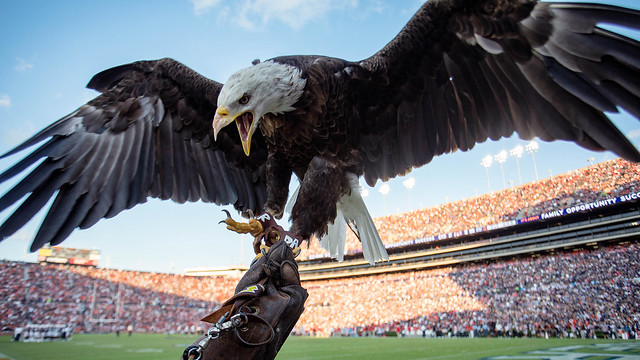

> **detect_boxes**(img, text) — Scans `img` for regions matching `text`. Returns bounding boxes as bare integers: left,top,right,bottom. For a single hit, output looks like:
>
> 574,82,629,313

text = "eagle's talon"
219,209,232,225
264,204,284,220
253,245,271,261
220,212,263,237
260,244,270,257
292,246,301,258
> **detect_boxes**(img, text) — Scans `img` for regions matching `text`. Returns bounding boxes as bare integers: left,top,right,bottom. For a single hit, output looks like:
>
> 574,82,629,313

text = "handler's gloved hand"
181,238,308,360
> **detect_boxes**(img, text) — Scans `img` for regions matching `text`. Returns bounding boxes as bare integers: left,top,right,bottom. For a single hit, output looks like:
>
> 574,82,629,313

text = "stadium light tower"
495,150,508,188
402,177,416,210
379,183,390,214
510,145,524,184
480,154,493,192
525,140,540,180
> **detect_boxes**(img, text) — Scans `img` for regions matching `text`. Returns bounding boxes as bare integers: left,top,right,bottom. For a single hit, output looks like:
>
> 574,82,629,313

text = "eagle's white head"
213,60,306,156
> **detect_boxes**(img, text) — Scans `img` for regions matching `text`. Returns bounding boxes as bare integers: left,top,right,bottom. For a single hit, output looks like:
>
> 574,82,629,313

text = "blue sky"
1,0,639,273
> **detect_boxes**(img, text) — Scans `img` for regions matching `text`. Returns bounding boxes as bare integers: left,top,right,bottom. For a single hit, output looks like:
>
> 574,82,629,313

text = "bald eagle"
1,0,640,264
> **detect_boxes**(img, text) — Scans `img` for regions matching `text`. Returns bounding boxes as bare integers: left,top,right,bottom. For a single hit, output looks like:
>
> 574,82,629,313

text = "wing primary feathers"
126,117,155,210
33,135,114,246
156,112,177,201
0,138,62,183
121,111,149,209
213,151,238,205
409,94,434,166
0,113,82,159
519,56,640,161
170,121,190,204
549,3,640,34
0,132,97,215
0,169,71,245
192,143,218,203
598,81,640,120
0,57,269,250
104,128,139,218
544,56,618,113
0,160,63,214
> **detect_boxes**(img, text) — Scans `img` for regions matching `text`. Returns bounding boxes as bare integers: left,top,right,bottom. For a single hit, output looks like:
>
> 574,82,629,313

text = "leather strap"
254,213,302,250
233,313,275,346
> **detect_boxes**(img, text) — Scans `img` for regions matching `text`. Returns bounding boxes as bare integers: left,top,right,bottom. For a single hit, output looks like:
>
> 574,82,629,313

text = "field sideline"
1,334,639,360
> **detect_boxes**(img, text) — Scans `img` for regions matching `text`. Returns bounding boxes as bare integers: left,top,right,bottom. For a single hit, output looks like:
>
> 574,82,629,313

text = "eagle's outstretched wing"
356,0,640,185
0,58,268,251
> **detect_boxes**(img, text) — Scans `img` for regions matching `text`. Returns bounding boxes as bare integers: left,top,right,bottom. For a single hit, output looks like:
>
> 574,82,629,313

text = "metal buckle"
206,326,220,339
184,345,202,360
230,313,248,328
183,310,258,358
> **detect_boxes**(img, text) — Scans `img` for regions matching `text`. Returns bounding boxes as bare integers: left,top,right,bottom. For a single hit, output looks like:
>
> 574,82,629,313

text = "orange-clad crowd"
296,243,639,338
301,158,640,259
1,159,639,339
2,242,638,339
0,262,235,334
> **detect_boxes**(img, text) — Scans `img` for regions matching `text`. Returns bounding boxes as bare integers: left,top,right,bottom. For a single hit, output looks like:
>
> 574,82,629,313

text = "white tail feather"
284,184,299,215
319,208,347,262
320,173,388,265
285,174,389,265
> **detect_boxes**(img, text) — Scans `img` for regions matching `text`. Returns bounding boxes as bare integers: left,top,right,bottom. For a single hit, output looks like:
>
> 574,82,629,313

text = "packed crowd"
2,242,638,339
1,159,639,339
296,242,640,339
301,158,640,259
0,262,235,334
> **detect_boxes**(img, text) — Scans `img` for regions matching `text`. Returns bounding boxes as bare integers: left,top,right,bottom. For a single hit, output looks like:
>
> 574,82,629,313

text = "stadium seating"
1,242,637,339
1,159,638,339
0,262,235,334
301,158,640,260
295,242,639,339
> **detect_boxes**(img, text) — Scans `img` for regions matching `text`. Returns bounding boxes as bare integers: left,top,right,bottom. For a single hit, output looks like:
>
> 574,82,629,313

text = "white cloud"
626,128,640,139
237,0,358,30
3,123,36,148
0,94,11,108
14,58,34,72
191,0,222,16
190,0,365,30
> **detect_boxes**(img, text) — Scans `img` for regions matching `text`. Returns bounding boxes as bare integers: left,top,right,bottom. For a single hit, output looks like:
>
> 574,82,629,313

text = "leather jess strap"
233,312,275,346
182,308,275,360
254,213,302,251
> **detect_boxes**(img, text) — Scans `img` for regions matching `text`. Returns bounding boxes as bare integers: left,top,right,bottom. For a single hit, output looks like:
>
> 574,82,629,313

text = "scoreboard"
38,245,100,266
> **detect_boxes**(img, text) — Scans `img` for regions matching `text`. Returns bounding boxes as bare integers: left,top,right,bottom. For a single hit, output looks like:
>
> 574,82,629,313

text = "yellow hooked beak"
212,106,256,156
212,107,232,141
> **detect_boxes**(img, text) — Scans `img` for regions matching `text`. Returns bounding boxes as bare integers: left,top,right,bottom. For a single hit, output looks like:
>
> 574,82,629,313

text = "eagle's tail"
323,173,388,265
285,173,388,264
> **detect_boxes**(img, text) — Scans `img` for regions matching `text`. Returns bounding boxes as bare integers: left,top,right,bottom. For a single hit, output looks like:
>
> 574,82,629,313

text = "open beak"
235,112,255,156
212,107,256,156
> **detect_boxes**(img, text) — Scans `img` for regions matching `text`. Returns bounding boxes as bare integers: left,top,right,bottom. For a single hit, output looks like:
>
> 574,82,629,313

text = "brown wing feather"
0,58,268,251
356,0,640,186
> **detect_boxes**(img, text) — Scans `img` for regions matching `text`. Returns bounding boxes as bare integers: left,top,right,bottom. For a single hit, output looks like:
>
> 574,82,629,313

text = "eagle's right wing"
0,58,268,251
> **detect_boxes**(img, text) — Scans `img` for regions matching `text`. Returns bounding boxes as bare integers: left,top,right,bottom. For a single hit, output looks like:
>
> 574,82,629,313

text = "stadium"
1,158,639,359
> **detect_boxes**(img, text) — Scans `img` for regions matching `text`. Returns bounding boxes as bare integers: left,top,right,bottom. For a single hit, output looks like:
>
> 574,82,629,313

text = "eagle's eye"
239,94,250,105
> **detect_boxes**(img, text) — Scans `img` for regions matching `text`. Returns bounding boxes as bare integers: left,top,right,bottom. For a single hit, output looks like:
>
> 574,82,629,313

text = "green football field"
0,334,638,360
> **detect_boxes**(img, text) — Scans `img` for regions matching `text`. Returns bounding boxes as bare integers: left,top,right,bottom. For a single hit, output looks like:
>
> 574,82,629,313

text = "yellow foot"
220,210,263,237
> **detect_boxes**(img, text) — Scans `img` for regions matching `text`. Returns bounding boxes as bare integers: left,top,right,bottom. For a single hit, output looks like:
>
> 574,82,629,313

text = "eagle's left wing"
355,0,640,186
0,58,268,251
